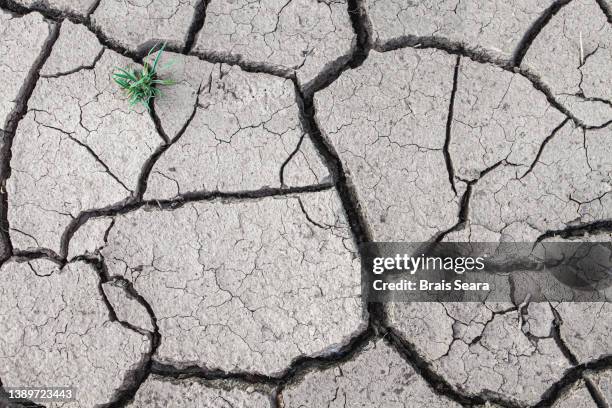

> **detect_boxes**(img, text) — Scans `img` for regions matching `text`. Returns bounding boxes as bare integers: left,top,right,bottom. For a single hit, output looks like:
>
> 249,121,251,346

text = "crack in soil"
444,56,461,196
510,0,574,67
0,20,60,264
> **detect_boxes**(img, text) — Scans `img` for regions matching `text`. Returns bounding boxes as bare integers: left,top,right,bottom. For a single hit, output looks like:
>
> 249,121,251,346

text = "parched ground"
0,0,611,407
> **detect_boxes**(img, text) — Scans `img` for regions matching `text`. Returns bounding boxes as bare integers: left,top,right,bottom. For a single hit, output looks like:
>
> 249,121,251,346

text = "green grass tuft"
112,43,174,110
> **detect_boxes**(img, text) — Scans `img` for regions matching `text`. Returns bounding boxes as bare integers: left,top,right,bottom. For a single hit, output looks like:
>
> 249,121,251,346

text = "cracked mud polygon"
0,0,611,407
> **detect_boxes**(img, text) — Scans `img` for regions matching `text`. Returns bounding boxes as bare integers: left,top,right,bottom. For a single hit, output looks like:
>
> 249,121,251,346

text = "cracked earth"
0,0,610,407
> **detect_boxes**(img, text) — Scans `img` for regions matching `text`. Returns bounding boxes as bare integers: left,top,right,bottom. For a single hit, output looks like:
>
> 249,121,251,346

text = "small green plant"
112,43,174,110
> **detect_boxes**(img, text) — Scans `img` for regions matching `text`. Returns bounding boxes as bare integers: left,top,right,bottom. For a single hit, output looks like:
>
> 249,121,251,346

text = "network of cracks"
0,0,611,406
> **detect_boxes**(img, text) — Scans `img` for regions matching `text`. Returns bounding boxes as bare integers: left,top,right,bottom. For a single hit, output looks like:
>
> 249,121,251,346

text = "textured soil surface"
0,0,611,407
